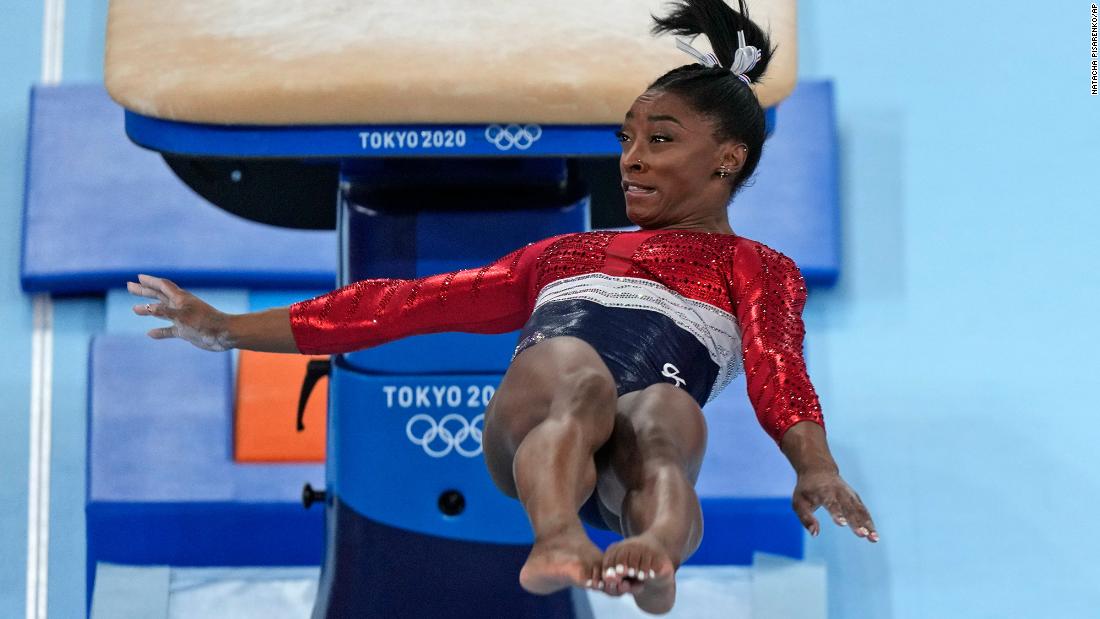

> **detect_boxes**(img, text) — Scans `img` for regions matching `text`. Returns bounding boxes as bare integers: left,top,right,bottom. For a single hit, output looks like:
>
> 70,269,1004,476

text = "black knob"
438,490,465,516
302,483,326,509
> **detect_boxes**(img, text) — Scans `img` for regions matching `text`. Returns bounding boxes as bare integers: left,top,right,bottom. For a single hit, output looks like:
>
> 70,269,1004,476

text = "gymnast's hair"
650,0,776,195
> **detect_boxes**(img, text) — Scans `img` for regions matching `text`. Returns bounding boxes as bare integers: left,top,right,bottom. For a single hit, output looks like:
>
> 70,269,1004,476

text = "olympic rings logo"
405,413,485,458
484,124,543,151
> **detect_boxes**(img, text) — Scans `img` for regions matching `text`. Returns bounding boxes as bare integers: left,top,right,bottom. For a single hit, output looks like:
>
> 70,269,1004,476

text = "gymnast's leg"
597,383,708,614
481,336,618,594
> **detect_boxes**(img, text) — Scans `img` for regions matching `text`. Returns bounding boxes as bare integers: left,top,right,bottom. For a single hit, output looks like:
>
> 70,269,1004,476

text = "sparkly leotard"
289,229,825,529
290,229,823,441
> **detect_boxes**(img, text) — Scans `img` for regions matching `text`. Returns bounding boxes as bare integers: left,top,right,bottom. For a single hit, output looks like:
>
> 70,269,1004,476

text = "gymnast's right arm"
128,236,559,355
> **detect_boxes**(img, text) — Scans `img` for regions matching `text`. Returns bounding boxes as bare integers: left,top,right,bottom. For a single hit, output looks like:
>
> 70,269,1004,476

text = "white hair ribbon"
728,30,762,79
675,30,761,86
675,36,720,68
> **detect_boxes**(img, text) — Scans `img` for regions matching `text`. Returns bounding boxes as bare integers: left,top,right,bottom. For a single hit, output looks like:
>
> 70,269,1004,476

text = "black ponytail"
649,0,778,196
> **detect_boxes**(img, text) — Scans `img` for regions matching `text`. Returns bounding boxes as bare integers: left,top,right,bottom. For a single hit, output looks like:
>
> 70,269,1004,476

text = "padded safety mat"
21,84,336,294
86,335,325,596
21,81,839,293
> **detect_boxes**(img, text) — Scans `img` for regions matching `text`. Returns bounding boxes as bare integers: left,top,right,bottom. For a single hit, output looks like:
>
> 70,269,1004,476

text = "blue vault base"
312,494,574,619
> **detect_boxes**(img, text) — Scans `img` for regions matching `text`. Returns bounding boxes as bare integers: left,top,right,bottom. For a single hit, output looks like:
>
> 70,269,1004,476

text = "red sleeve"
733,242,825,445
288,235,563,355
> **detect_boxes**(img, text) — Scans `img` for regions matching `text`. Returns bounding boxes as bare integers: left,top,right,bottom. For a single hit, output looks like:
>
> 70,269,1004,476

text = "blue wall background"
796,2,1100,617
0,1,1096,617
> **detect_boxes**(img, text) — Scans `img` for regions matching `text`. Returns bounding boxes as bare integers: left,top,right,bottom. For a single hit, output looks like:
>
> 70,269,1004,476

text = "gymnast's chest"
533,233,736,312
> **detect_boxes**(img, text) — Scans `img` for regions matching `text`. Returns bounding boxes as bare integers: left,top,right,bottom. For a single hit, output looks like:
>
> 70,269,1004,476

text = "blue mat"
21,84,336,294
729,80,840,284
86,335,325,605
22,82,839,294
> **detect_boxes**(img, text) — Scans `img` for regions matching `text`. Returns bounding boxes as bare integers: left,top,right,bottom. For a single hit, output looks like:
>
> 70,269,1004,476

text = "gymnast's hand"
792,469,879,543
127,273,235,352
781,421,879,543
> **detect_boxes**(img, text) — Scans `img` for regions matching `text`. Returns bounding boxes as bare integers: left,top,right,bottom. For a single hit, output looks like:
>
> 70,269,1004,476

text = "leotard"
289,229,825,445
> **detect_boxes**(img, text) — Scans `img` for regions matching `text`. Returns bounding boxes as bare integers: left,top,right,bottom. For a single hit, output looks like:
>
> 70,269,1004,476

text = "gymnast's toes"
519,527,603,595
599,535,677,612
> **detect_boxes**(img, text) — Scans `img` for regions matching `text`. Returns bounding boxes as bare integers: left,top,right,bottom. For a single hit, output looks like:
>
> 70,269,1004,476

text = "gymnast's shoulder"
726,233,806,282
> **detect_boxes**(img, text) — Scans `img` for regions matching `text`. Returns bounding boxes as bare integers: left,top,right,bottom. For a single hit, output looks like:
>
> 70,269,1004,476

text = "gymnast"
128,0,876,613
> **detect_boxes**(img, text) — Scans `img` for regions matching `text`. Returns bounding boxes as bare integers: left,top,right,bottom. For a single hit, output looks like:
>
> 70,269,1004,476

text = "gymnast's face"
617,90,746,230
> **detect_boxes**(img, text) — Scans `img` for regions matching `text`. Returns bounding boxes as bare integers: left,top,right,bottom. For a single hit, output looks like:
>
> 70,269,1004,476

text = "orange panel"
235,351,327,462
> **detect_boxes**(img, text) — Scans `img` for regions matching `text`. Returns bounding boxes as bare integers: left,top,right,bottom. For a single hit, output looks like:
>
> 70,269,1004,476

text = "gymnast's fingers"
844,492,879,542
823,495,849,528
137,273,184,303
147,326,177,340
792,493,820,536
135,301,177,321
587,564,603,591
127,278,167,303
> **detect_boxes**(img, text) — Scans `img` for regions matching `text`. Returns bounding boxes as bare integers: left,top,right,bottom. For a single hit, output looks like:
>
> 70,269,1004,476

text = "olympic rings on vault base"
406,413,485,458
484,124,543,151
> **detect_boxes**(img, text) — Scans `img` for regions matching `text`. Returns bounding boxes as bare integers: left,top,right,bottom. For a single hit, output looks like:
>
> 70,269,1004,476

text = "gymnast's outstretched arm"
127,235,563,355
128,273,299,353
733,243,879,543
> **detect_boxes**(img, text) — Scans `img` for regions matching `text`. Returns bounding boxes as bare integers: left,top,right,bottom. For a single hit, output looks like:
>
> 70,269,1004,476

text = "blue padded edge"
584,498,803,565
249,290,330,312
21,84,336,294
730,80,840,284
695,374,798,498
123,110,778,159
86,335,324,603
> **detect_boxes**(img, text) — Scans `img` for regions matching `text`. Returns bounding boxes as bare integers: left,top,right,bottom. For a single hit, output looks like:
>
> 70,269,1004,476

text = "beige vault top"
105,0,796,125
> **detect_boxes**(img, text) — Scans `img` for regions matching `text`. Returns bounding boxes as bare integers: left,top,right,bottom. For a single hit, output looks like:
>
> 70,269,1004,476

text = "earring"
717,168,731,178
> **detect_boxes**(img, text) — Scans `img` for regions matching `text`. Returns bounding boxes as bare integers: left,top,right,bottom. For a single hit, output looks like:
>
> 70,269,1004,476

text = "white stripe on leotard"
532,273,743,402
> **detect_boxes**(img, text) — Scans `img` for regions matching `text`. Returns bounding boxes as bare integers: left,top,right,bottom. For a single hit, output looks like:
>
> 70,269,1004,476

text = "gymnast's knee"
551,366,617,440
629,383,707,471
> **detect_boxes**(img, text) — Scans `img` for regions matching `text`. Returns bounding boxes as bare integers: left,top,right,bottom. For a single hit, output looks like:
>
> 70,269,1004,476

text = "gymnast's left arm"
734,245,878,543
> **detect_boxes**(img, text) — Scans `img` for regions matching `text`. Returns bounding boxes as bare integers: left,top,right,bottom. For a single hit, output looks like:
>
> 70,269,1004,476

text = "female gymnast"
128,0,876,613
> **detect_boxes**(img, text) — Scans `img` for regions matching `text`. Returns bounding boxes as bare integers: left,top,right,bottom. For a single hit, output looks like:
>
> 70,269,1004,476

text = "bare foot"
519,524,604,595
599,534,677,614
